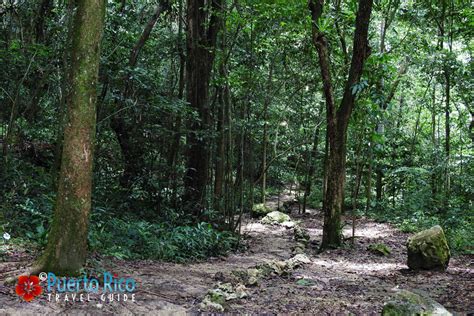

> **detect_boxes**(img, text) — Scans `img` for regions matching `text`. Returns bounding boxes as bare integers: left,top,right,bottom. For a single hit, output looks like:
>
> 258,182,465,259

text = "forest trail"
0,190,472,314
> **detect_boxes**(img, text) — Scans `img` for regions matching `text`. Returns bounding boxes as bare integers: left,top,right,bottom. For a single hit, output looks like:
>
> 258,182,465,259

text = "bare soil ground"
1,192,473,314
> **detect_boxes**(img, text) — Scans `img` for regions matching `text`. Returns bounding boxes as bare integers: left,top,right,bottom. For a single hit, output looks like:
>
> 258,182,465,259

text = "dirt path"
1,191,473,314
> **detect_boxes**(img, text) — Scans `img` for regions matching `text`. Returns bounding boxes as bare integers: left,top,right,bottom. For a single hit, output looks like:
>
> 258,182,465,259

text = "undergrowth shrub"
88,218,238,262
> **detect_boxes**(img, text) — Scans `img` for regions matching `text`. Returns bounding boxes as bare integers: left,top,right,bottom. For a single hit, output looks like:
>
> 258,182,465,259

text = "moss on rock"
382,289,452,316
261,211,291,224
407,225,450,271
252,203,271,217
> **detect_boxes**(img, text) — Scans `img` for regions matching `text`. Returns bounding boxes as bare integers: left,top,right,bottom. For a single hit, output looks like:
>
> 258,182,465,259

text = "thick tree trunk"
214,63,227,210
184,0,223,216
310,0,373,249
34,0,105,276
322,132,347,247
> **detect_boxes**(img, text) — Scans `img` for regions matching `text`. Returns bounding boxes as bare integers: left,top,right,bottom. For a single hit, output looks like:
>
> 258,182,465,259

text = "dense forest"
0,0,472,314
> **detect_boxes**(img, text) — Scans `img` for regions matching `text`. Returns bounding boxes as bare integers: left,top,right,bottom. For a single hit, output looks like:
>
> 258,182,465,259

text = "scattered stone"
382,289,452,316
200,296,225,312
258,254,311,277
234,284,249,299
199,282,250,312
287,253,311,269
294,225,310,243
201,210,313,312
246,268,260,286
231,268,261,286
292,225,311,254
368,243,391,256
407,225,450,271
264,260,288,276
293,242,306,254
261,211,291,225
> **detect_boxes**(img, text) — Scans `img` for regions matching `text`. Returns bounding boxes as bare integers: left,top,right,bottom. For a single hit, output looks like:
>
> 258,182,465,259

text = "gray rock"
261,211,291,225
407,225,450,271
382,289,451,316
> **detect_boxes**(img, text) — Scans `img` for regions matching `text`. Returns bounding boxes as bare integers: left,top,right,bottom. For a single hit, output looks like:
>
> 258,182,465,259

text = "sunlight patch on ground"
446,266,474,274
242,222,285,235
342,223,393,239
312,258,404,273
338,261,405,273
307,228,323,236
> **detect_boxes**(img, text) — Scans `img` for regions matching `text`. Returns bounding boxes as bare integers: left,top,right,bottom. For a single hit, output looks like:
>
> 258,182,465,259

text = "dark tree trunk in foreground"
183,0,222,216
309,0,373,249
34,0,105,275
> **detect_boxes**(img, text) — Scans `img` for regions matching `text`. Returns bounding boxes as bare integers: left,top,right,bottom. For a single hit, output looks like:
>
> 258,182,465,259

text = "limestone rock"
287,253,311,269
232,268,261,286
382,289,452,316
200,282,249,311
294,225,310,243
407,225,450,271
261,211,291,225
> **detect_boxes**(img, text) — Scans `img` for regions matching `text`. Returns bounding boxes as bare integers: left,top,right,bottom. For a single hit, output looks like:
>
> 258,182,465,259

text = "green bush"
88,218,238,262
368,202,472,254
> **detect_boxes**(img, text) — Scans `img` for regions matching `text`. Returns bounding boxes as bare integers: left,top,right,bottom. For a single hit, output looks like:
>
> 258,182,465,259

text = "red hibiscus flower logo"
15,275,43,302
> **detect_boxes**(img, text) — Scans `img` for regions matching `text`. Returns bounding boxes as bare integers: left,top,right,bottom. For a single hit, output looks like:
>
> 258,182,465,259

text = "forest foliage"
0,0,472,263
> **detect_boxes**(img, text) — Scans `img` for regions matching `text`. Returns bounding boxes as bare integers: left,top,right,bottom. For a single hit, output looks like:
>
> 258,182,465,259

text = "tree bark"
34,0,105,276
184,0,223,216
309,0,373,249
261,61,273,205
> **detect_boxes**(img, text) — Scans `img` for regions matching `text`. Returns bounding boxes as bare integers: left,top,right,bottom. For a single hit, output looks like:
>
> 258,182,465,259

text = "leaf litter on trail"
0,192,472,314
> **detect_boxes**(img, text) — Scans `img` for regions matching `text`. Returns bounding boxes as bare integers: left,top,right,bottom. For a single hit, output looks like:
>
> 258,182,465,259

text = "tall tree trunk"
168,0,186,210
184,0,223,216
309,0,373,249
261,62,273,205
34,0,105,276
214,40,229,211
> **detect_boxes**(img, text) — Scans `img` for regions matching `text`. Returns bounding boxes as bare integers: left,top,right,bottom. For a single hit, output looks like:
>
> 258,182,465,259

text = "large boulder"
382,289,451,316
261,211,291,225
407,225,450,271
